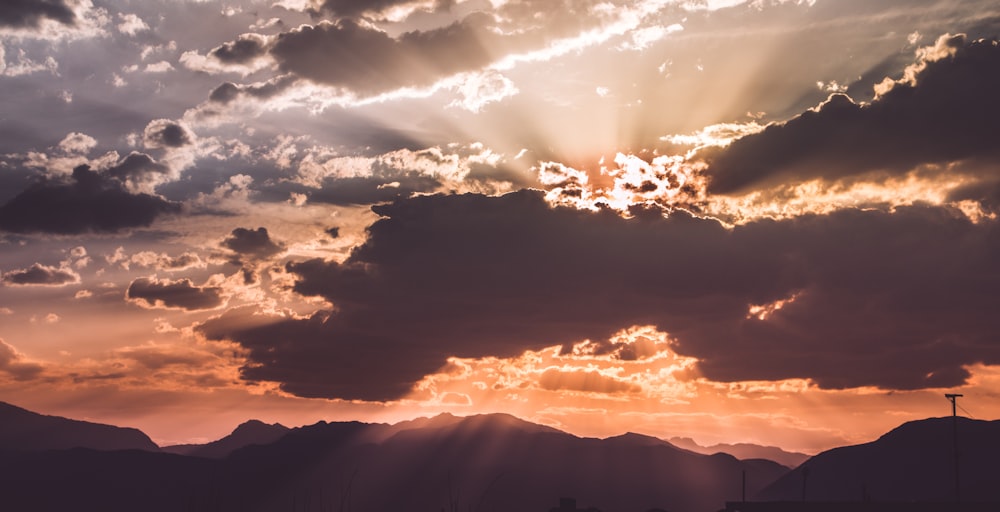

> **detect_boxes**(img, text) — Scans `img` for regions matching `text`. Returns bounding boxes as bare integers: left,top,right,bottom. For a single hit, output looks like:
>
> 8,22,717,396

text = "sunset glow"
3,0,1000,457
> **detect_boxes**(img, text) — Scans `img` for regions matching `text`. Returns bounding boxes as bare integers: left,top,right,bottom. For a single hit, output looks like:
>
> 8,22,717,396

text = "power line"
957,403,976,419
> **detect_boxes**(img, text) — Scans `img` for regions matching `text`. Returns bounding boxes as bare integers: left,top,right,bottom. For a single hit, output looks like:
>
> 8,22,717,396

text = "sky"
1,0,1000,453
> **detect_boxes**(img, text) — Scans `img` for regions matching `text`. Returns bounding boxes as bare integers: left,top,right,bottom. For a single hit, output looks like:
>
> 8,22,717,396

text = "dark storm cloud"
126,277,224,311
143,120,193,149
705,36,1000,194
0,0,74,28
1,263,79,286
221,227,285,259
200,190,1000,401
0,165,180,234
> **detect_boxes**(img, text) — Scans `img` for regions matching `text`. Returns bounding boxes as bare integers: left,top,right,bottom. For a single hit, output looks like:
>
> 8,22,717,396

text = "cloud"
221,227,286,260
233,1,602,98
104,152,171,192
304,176,442,205
116,12,148,36
267,17,490,95
209,82,240,104
0,339,44,381
143,119,194,149
0,164,180,234
448,69,519,113
114,343,221,371
128,251,206,272
308,0,429,19
704,35,1000,194
0,0,75,28
199,190,1000,401
57,132,98,154
277,143,517,205
210,33,269,64
126,276,225,311
180,34,274,76
1,263,80,286
538,368,640,394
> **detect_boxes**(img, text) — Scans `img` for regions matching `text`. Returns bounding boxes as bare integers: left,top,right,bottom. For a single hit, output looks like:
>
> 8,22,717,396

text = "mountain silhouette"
0,401,159,452
162,419,290,458
0,404,788,512
213,413,789,512
669,437,810,468
756,417,1000,503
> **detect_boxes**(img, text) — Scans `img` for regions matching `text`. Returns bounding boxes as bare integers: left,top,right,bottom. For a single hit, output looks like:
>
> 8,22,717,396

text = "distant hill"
0,401,159,452
670,436,810,468
757,417,1000,502
162,419,289,458
0,407,789,512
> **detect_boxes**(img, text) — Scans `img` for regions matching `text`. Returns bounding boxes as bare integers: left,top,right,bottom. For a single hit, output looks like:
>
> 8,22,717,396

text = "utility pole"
801,467,810,502
945,393,963,502
742,469,746,503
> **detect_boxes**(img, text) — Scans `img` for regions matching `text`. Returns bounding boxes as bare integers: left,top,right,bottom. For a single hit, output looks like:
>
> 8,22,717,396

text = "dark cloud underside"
143,121,194,149
0,166,180,234
201,190,1000,401
126,277,224,311
259,1,595,95
1,264,77,286
0,0,74,28
269,17,493,95
105,153,170,182
209,34,268,64
221,227,285,259
705,37,1000,194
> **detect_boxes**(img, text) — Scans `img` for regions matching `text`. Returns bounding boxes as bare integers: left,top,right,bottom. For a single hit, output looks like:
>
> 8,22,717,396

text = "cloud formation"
126,277,224,311
268,17,493,95
200,190,1000,401
210,33,269,64
704,35,1000,194
0,339,44,381
538,368,640,394
220,227,285,260
308,0,424,19
143,120,194,149
1,263,80,286
0,0,75,28
199,0,612,98
0,165,180,234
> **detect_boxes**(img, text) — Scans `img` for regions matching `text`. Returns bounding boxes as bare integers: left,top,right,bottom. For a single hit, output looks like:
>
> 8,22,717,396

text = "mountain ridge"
6,401,999,511
669,436,811,468
0,401,787,512
0,401,159,452
162,419,290,458
757,416,1000,502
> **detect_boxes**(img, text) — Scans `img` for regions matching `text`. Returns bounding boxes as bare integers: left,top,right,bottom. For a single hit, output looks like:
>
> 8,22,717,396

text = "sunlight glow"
747,292,802,321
